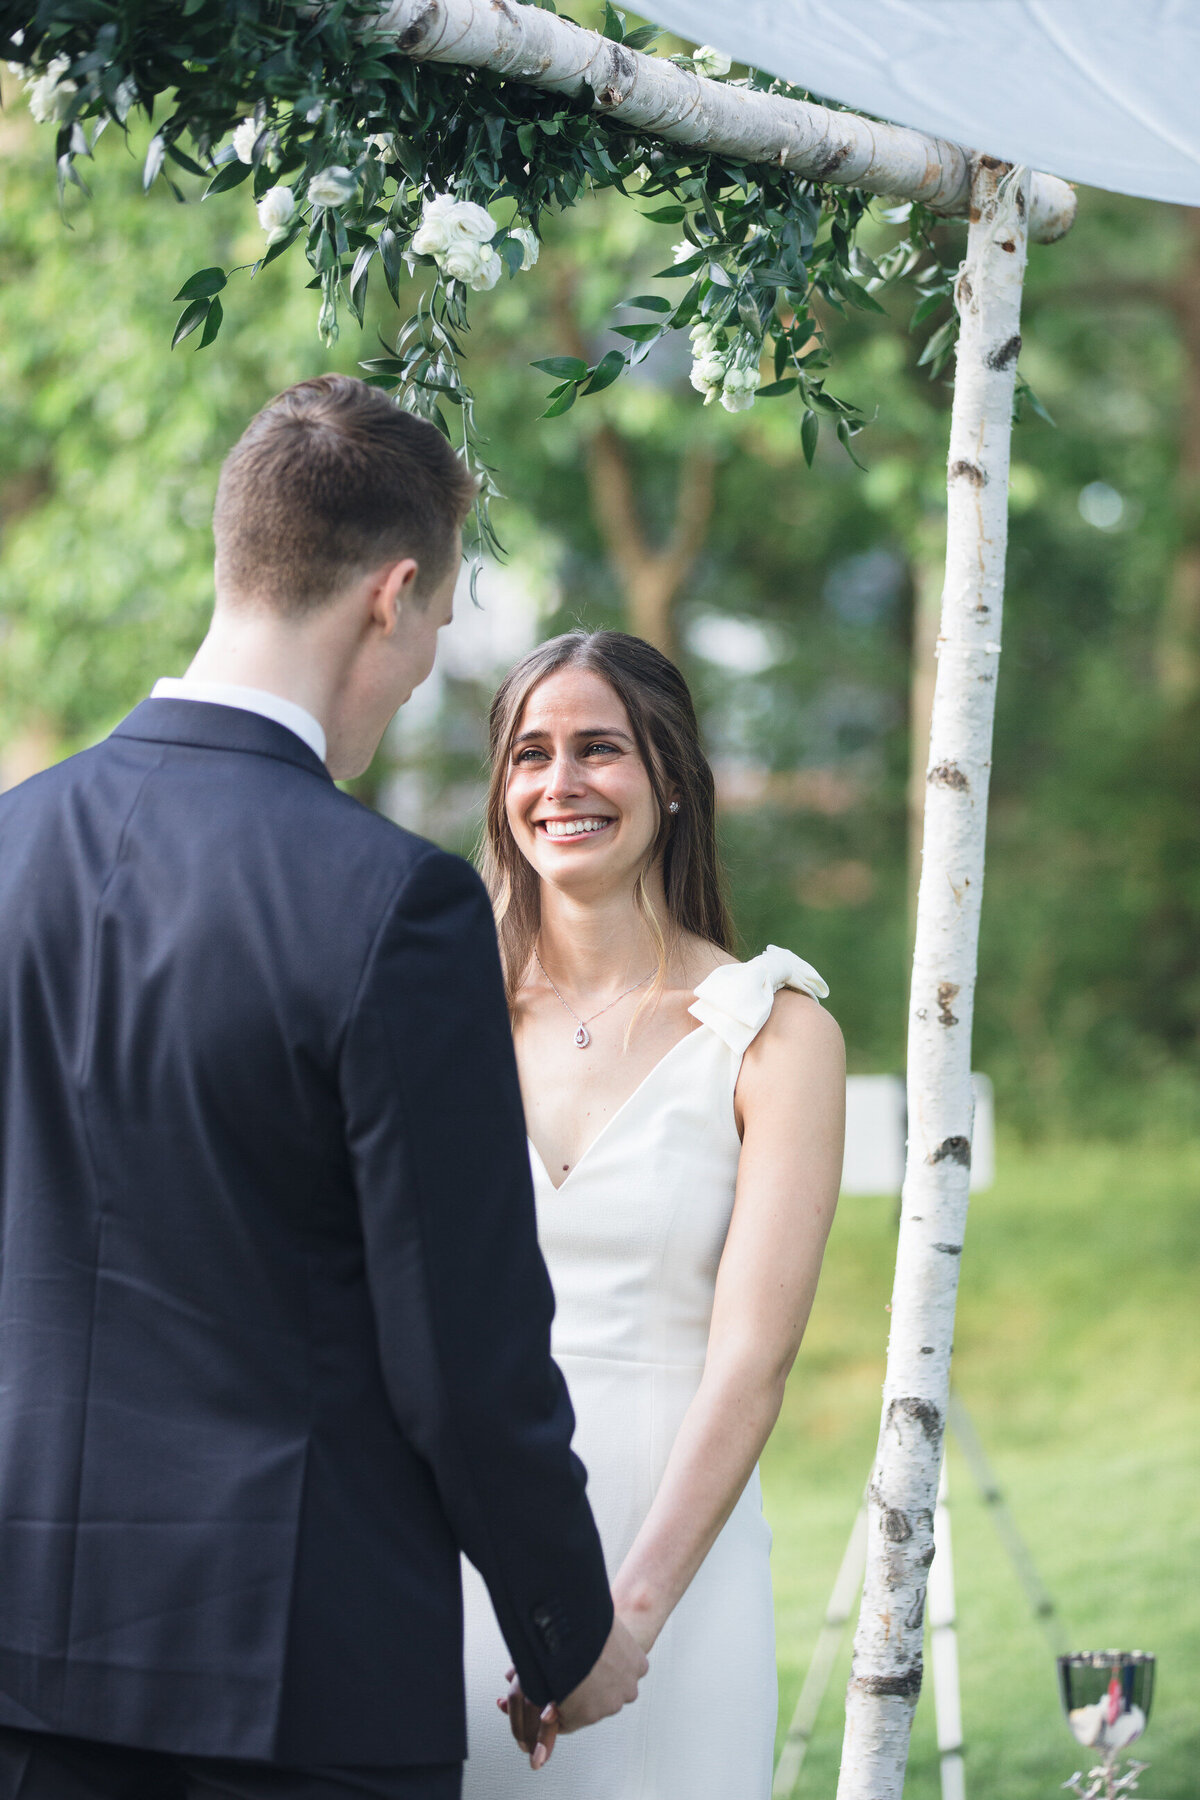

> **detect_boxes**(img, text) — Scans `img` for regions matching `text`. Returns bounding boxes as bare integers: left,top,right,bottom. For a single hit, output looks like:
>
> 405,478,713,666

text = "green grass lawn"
763,1138,1200,1799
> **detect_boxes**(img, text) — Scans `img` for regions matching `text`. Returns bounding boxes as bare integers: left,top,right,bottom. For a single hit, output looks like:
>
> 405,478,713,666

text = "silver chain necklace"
533,948,654,1049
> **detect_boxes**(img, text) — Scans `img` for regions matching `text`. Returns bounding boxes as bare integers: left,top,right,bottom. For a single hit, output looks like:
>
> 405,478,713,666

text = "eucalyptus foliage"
3,0,956,555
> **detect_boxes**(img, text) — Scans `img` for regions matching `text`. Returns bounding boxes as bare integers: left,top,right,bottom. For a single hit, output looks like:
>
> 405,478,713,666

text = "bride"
461,630,845,1797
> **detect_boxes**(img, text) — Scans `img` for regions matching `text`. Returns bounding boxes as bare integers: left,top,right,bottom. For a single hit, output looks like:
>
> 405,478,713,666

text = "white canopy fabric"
644,1,1200,206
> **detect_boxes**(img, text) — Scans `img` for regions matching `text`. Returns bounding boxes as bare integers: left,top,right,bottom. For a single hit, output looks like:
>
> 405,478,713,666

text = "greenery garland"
3,0,960,561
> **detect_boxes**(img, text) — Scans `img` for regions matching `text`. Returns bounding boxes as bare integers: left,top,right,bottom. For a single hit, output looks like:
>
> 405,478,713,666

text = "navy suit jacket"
0,699,612,1765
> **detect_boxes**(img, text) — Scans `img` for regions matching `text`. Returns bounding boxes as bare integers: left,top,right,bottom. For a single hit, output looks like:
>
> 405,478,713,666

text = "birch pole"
378,0,1075,243
836,157,1031,1800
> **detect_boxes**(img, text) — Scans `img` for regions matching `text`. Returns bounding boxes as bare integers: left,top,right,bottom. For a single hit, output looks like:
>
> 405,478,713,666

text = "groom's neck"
186,595,355,734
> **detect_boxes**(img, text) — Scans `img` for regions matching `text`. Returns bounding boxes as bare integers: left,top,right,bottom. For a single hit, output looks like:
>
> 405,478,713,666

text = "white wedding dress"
461,946,829,1800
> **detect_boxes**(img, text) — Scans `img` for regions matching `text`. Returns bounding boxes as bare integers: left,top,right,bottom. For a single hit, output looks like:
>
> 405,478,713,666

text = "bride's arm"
610,990,846,1653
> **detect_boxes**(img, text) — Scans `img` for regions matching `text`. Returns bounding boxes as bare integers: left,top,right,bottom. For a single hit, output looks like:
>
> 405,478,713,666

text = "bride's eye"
583,741,620,757
513,745,549,764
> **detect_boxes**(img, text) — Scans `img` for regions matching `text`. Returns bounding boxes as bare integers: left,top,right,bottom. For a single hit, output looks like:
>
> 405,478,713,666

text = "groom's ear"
369,557,420,634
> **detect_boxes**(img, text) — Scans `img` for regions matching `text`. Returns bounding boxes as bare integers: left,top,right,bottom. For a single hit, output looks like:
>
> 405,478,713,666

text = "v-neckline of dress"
527,1021,709,1195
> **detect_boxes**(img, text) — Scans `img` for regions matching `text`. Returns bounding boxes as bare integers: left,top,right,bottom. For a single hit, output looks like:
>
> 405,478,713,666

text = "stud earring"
668,800,680,814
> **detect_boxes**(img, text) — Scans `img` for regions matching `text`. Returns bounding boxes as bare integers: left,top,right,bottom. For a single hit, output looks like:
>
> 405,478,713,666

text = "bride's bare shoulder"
675,934,740,989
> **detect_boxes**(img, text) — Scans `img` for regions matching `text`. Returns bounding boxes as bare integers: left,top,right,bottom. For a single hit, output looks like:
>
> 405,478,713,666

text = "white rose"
411,220,449,257
256,185,297,244
307,165,357,208
690,321,721,355
509,226,539,271
672,240,694,265
411,194,460,257
440,239,490,284
368,132,398,164
232,119,260,165
467,247,503,291
693,45,732,79
26,56,77,124
720,388,755,412
445,199,496,244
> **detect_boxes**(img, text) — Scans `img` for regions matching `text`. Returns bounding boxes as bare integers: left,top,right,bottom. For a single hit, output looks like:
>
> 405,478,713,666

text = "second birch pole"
835,157,1031,1800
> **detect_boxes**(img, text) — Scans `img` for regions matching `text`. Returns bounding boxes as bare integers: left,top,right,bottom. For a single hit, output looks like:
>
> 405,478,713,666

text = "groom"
0,376,645,1799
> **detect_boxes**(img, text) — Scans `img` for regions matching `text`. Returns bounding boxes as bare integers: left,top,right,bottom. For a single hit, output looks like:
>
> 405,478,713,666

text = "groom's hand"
554,1614,648,1734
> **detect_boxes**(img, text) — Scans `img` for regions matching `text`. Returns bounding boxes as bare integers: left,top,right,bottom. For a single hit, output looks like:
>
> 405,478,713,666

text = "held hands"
498,1613,649,1770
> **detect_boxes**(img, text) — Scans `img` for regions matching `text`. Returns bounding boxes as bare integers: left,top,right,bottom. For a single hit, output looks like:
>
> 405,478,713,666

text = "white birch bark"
835,156,1031,1800
375,0,1074,242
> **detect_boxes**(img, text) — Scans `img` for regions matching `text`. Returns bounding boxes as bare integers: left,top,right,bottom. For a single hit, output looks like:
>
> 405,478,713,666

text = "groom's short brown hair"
213,375,477,614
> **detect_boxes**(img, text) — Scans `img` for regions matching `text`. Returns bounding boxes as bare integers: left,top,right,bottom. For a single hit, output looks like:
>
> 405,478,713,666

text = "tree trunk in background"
1158,205,1200,703
585,425,715,659
837,158,1030,1800
552,269,716,658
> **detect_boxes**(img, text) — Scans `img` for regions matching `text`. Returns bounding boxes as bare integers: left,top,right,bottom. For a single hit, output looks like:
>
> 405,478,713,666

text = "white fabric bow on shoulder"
688,944,829,1057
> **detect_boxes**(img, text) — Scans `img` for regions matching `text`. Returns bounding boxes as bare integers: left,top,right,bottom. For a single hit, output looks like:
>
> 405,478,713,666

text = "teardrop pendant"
573,1023,591,1048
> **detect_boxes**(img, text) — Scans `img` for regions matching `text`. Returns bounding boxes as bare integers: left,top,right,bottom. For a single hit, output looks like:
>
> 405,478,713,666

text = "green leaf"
165,144,205,178
379,227,404,296
582,348,626,394
172,297,210,349
204,160,251,198
540,384,579,419
531,356,589,380
601,3,625,43
172,267,226,303
801,407,819,467
653,253,707,279
837,417,868,470
641,205,686,223
612,322,662,343
143,134,165,191
910,290,947,326
499,236,526,276
624,24,660,50
916,317,957,371
622,294,671,313
756,378,798,398
197,294,223,349
517,122,537,158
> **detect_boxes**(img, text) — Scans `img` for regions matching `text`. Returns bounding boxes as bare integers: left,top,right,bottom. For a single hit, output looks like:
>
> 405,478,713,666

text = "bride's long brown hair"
480,630,734,1008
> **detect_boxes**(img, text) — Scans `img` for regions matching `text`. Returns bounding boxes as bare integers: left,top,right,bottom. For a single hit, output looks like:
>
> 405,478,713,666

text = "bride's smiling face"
506,665,663,896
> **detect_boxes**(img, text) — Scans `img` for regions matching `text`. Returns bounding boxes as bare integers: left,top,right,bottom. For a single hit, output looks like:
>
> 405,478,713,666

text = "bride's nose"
542,749,588,802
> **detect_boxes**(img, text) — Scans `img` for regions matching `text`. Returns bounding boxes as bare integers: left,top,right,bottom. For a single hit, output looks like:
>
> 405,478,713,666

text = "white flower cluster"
15,51,78,124
693,45,732,79
10,38,137,125
410,193,538,292
254,163,357,246
688,321,762,413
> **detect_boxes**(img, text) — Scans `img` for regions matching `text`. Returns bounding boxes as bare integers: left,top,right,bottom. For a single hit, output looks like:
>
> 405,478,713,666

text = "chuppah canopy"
645,0,1200,206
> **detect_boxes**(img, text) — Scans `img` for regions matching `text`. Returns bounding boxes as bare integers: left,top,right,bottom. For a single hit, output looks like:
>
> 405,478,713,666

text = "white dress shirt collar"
151,678,327,765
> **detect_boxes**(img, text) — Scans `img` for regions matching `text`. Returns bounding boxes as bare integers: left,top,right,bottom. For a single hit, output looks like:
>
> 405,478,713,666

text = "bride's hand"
498,1666,559,1770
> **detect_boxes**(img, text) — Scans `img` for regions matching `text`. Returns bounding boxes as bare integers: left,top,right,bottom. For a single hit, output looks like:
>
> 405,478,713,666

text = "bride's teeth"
544,818,609,837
